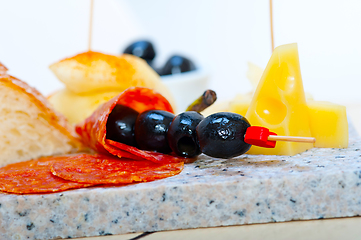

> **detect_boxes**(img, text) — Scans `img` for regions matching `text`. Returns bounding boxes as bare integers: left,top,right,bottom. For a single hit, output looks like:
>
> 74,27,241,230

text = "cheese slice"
48,89,122,124
307,100,348,148
245,43,313,155
229,97,349,151
229,96,251,117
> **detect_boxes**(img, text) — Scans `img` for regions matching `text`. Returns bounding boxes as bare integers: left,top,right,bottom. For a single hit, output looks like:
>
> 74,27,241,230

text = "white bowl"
161,69,210,113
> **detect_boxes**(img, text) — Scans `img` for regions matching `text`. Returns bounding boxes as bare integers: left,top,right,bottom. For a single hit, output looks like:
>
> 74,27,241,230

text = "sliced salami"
75,87,187,163
50,154,184,184
0,156,95,194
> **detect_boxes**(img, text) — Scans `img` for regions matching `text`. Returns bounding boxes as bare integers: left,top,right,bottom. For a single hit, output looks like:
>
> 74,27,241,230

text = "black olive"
196,112,251,158
168,111,204,157
106,105,139,147
160,55,196,76
123,40,156,64
135,110,175,153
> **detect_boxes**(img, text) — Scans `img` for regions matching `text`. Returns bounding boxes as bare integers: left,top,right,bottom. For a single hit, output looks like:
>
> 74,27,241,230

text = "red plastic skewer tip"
244,126,277,148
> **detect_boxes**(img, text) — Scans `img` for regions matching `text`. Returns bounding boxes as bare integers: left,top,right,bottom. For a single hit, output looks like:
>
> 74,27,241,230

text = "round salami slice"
105,139,195,164
50,154,184,184
0,156,95,194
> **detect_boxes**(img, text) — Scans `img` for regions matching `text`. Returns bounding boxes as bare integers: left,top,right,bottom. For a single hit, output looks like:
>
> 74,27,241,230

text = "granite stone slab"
1,127,360,240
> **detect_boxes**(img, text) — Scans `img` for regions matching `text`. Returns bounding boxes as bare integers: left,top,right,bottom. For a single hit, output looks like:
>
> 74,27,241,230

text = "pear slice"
49,51,176,123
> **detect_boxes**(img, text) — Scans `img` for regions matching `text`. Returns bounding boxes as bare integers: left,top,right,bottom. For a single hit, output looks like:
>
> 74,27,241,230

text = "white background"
0,0,360,104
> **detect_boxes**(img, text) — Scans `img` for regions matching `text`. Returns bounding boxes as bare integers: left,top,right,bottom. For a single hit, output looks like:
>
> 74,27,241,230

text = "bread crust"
0,62,84,151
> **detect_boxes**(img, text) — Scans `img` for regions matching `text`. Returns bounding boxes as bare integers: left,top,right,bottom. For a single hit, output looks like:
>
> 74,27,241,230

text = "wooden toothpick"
244,126,316,148
270,0,275,52
88,0,94,51
268,135,316,143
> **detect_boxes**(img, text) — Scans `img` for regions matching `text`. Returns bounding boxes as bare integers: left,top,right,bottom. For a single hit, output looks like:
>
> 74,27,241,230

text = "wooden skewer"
268,135,316,143
244,127,315,148
88,0,94,51
269,0,275,52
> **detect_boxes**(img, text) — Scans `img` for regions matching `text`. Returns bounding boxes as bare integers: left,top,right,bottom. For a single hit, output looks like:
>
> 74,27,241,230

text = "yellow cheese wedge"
245,43,314,155
307,100,348,148
205,46,348,154
229,97,348,151
229,94,314,119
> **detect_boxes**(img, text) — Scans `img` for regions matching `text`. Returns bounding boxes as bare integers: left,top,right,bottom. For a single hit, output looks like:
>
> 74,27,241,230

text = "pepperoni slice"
50,154,184,184
105,139,195,163
75,87,188,163
0,156,95,194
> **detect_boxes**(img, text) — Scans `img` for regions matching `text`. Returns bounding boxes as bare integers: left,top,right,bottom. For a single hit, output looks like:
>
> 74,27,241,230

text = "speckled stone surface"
1,127,361,240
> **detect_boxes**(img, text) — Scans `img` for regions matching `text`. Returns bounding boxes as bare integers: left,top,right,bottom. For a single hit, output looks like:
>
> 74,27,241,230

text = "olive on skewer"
106,105,139,147
134,110,174,154
196,112,251,159
168,111,204,158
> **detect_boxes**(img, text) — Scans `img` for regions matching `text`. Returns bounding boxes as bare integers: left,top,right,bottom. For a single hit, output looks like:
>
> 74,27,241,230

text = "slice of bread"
0,62,84,167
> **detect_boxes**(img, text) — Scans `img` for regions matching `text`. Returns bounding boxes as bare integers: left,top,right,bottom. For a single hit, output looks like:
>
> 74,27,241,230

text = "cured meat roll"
75,87,188,163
